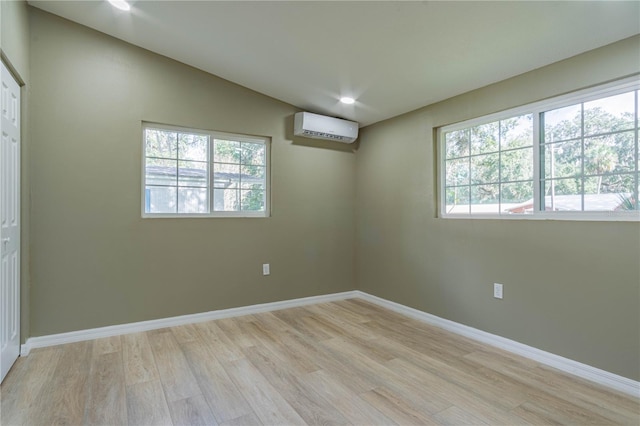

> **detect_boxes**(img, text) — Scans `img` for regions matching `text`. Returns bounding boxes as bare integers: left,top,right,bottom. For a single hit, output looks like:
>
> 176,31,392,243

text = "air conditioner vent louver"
301,130,353,142
294,112,358,144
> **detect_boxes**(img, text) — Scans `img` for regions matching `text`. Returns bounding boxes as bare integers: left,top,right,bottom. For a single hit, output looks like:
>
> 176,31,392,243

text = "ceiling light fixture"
340,97,355,105
108,0,131,11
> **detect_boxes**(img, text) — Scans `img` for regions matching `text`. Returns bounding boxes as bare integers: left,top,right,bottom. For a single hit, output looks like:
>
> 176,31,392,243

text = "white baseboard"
355,290,640,398
20,290,359,356
20,289,639,398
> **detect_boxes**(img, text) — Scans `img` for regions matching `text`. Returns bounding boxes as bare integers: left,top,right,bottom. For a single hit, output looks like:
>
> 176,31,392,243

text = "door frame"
0,55,22,383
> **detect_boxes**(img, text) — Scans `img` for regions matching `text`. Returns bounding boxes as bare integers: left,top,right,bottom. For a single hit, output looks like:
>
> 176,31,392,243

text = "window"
440,78,639,220
444,114,534,214
143,123,269,217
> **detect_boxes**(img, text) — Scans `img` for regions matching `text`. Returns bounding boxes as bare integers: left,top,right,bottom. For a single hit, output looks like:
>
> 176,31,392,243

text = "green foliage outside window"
443,85,639,215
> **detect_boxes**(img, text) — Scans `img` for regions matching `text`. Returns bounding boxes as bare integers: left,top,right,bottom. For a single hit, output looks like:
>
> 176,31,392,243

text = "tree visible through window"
143,124,269,217
444,114,533,214
440,79,639,219
542,91,637,212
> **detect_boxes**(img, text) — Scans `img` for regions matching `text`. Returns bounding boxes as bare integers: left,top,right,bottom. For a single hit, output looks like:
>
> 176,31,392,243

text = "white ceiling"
29,1,640,127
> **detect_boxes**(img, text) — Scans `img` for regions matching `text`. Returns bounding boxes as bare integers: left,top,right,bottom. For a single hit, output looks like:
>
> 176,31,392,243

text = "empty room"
1,0,639,425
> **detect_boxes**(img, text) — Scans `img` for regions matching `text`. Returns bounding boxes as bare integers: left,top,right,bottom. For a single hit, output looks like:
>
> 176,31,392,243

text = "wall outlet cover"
493,283,503,299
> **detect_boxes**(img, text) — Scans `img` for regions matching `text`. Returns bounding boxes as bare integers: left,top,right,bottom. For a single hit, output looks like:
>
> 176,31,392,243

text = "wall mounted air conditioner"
294,112,359,144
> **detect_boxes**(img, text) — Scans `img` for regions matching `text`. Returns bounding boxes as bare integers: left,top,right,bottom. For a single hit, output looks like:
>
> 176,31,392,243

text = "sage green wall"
1,0,29,80
355,35,640,381
28,9,355,337
1,0,30,344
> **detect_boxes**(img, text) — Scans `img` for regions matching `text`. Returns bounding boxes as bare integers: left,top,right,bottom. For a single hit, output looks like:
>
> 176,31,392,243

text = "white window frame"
438,76,640,221
142,122,271,218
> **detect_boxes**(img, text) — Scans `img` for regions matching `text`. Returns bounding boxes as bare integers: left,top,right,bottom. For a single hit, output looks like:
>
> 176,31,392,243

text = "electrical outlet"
262,264,270,276
493,283,503,299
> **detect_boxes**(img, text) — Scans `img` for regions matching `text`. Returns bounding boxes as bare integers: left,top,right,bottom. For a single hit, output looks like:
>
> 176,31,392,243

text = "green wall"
28,9,355,337
1,0,29,80
355,35,640,381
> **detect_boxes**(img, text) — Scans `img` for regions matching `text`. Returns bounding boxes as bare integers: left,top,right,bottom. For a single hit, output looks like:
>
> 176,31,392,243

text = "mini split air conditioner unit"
294,112,359,144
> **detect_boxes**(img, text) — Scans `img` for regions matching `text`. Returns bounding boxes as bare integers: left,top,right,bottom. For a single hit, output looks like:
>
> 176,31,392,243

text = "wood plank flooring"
1,299,638,425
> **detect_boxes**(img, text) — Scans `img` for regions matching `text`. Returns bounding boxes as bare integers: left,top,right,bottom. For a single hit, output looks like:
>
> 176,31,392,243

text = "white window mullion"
208,135,212,214
632,90,640,209
635,90,639,210
580,103,585,212
498,121,502,214
239,142,243,212
438,128,445,217
466,128,471,214
532,111,541,214
174,132,179,214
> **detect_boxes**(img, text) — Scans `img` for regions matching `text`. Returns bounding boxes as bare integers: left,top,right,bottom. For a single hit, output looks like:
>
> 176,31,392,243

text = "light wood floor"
1,299,638,425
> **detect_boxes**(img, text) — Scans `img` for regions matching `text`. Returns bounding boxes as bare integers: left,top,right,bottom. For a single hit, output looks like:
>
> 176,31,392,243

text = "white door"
0,60,20,383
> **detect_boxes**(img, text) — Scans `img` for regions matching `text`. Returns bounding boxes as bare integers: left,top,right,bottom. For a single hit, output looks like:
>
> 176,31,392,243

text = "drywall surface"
1,0,29,81
356,35,640,380
29,9,355,336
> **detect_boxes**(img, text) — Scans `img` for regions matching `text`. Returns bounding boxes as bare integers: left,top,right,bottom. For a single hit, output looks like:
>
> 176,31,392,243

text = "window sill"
142,212,269,219
440,212,640,222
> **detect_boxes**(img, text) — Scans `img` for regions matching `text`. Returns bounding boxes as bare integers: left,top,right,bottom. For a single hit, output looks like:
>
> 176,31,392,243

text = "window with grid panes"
143,123,269,217
440,77,639,220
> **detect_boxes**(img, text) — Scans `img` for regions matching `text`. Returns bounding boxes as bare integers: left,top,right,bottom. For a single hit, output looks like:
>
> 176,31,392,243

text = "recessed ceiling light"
340,97,355,105
108,0,131,11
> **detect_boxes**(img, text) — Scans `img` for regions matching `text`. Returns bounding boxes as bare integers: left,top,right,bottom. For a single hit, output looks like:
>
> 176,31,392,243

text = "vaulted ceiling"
29,1,640,127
